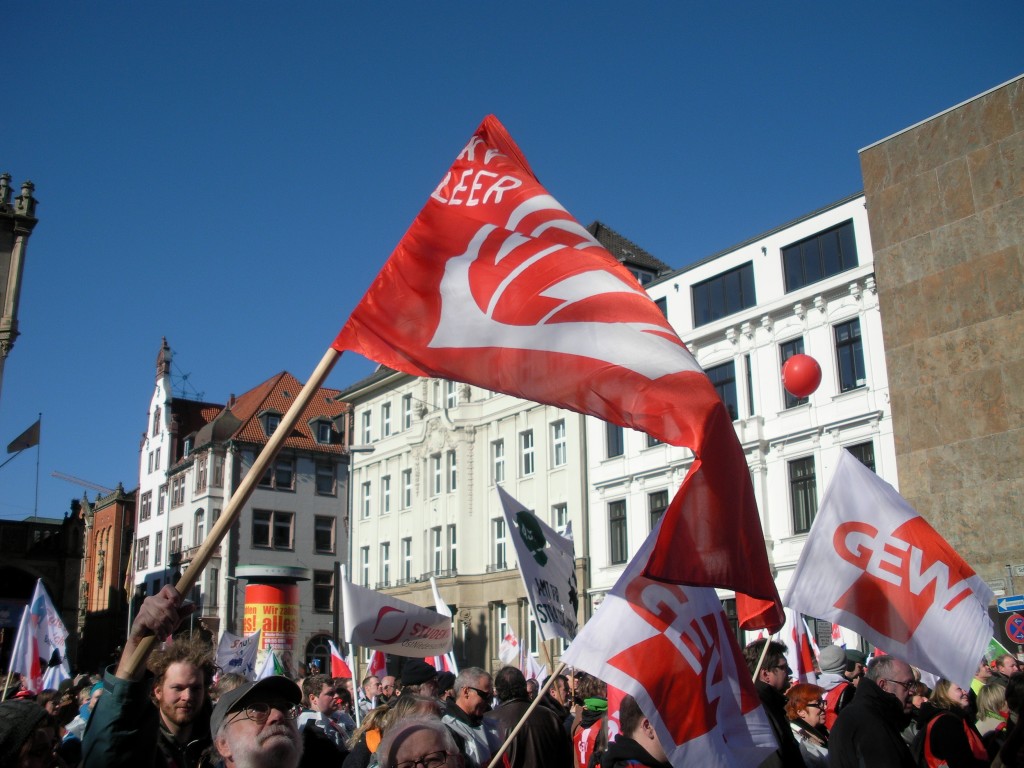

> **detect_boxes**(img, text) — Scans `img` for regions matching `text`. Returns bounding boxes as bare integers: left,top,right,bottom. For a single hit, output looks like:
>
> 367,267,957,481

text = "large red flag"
333,115,781,629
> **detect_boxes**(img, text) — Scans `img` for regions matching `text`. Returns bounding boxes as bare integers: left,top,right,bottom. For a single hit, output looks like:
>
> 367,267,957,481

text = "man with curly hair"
82,585,215,768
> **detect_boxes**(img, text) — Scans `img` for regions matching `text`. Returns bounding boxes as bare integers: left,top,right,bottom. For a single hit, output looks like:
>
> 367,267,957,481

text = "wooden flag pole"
120,347,342,678
485,661,567,768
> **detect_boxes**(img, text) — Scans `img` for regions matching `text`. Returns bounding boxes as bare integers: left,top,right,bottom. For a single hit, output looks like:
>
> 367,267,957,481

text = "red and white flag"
367,650,387,678
498,632,520,665
428,577,459,674
329,640,353,678
562,523,777,768
332,115,781,630
780,609,818,685
341,577,452,657
784,450,993,688
9,579,70,692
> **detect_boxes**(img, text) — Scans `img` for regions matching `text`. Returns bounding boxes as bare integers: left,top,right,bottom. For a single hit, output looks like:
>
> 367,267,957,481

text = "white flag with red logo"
499,632,520,665
784,450,993,688
341,578,452,657
780,609,818,685
367,649,388,678
563,524,777,767
332,115,781,630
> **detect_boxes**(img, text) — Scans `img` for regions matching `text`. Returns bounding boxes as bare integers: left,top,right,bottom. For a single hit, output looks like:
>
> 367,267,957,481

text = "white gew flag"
498,631,520,665
563,522,777,768
429,577,459,674
342,577,452,657
498,485,579,642
784,449,993,689
216,630,262,680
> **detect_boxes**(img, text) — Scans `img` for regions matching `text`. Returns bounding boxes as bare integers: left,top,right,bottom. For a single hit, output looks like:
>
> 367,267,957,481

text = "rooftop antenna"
171,359,205,400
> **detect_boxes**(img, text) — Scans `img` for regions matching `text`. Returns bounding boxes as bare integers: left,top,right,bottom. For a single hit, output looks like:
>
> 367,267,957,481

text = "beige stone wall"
859,76,1024,586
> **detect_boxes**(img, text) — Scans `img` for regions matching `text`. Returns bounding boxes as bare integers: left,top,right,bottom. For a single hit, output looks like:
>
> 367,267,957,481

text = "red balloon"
782,354,822,398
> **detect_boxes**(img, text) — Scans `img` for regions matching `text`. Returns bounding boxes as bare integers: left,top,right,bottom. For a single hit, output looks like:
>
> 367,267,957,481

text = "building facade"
585,194,895,645
859,75,1024,627
133,339,350,673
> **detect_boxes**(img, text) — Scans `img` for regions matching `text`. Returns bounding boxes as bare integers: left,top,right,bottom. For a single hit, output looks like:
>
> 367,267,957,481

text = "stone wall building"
858,75,1024,608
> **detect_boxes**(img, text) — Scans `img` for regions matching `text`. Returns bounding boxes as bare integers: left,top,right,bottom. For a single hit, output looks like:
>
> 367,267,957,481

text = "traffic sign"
997,594,1024,613
1007,614,1024,644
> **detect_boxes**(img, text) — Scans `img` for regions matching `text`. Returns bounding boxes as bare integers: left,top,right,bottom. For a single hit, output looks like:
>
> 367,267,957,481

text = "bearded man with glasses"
828,655,918,768
210,677,304,768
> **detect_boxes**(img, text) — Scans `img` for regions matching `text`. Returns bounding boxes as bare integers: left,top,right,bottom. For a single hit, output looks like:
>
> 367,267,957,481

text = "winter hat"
400,660,437,686
819,645,847,674
0,699,48,765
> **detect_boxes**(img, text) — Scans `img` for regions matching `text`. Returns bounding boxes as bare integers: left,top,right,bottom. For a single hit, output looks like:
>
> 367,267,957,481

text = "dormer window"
261,411,282,437
315,420,333,445
183,436,193,457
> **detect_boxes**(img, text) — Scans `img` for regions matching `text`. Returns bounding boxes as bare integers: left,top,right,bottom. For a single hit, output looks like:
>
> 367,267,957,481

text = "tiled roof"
586,221,672,275
227,371,349,454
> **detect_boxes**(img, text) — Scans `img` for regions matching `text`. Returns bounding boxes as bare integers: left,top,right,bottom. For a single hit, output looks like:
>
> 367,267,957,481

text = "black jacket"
599,736,671,768
828,677,915,768
916,702,989,768
755,681,807,768
486,697,572,768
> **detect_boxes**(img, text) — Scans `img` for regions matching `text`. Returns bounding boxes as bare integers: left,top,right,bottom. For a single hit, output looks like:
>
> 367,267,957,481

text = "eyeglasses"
883,678,915,692
228,701,302,724
466,686,492,699
805,700,825,710
396,750,451,768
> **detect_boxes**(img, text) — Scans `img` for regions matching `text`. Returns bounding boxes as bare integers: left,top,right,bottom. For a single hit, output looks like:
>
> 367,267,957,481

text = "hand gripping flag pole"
120,348,342,678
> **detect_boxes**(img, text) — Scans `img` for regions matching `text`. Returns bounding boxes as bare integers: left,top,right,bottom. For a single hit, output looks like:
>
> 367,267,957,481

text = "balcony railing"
485,562,509,573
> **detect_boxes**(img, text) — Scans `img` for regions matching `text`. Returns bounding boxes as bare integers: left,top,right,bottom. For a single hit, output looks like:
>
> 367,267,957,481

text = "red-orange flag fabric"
333,115,782,630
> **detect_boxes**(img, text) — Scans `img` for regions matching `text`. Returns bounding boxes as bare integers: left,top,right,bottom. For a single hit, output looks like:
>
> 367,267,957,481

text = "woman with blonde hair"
916,678,989,768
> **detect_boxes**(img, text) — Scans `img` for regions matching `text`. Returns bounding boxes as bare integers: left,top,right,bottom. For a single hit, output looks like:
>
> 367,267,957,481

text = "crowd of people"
746,638,1024,768
2,586,1022,768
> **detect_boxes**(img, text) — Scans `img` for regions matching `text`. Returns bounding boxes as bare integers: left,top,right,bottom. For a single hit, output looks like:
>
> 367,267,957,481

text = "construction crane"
51,471,115,496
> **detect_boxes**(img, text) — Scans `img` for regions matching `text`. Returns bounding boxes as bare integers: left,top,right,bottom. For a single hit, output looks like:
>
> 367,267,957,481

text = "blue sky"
2,3,1020,520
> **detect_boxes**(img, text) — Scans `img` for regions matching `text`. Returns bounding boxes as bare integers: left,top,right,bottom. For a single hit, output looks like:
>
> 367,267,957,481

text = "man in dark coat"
599,694,670,768
744,639,807,768
828,655,917,768
486,666,571,768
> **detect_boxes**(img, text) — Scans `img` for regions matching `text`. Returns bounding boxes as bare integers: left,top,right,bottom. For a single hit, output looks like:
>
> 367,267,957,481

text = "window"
381,402,392,437
252,510,294,550
361,482,372,519
431,527,443,575
316,421,333,444
551,420,567,467
139,492,152,522
157,485,166,515
193,509,205,547
706,360,739,420
745,353,756,417
648,490,669,530
606,423,624,458
183,437,193,458
169,525,183,556
314,516,335,554
790,457,818,534
401,537,412,583
492,440,505,484
447,451,457,492
170,476,185,508
314,570,334,613
381,475,392,514
154,531,163,566
380,542,391,587
264,413,281,437
846,441,876,472
609,500,628,564
259,457,295,491
783,220,858,292
646,433,662,448
692,262,756,327
780,338,808,408
193,454,208,492
493,518,507,569
360,547,370,587
447,525,457,572
835,319,866,392
315,462,336,495
431,454,442,495
152,406,161,437
528,607,539,656
552,503,568,535
654,296,668,317
154,447,161,470
520,430,535,476
401,469,412,508
495,603,509,649
402,394,413,430
445,381,458,409
148,451,154,474
208,567,219,608
137,537,149,570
